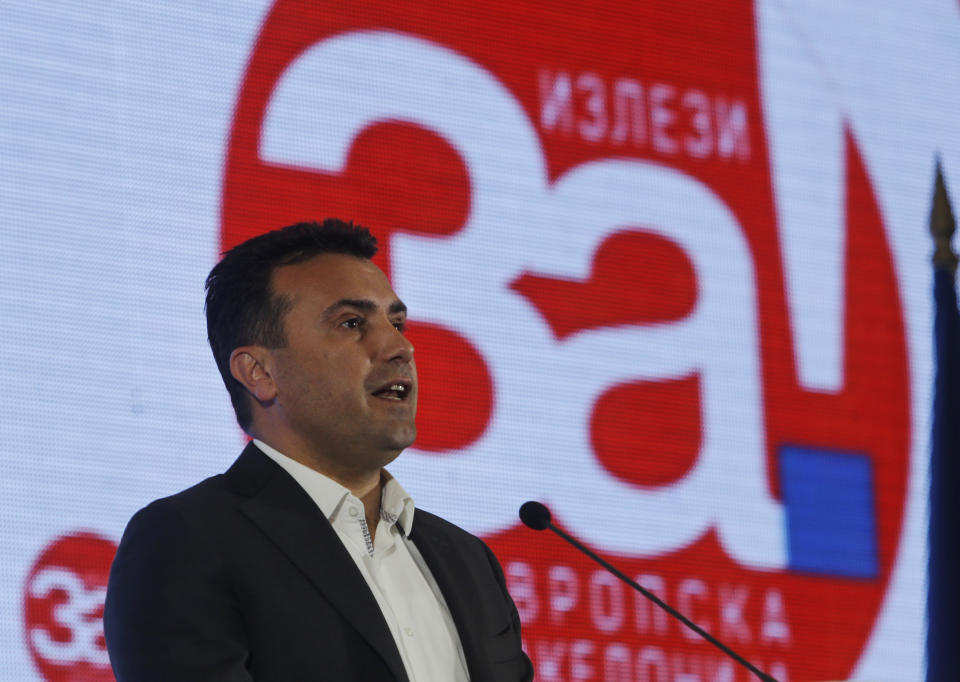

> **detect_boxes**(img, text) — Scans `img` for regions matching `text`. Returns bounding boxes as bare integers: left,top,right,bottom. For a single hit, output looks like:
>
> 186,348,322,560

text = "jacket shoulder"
140,472,234,513
411,508,484,546
129,442,276,526
410,507,504,572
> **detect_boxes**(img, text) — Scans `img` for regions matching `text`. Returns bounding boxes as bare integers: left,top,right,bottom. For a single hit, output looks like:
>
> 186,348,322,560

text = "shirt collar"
253,439,416,536
379,469,416,536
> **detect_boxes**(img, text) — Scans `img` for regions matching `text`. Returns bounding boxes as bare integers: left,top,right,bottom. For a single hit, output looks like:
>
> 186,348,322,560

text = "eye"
341,317,363,330
392,320,407,333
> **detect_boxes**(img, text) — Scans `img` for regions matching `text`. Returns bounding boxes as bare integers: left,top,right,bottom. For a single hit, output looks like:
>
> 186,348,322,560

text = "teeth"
373,383,407,400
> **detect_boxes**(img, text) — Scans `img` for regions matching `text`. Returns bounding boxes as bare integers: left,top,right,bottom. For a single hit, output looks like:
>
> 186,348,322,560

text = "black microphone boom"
518,501,778,682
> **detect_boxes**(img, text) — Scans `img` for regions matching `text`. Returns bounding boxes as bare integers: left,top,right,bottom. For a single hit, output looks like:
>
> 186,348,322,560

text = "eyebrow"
323,298,408,317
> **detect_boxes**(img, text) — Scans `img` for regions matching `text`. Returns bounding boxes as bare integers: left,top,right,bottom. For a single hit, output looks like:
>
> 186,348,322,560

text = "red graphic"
23,532,117,682
222,2,910,679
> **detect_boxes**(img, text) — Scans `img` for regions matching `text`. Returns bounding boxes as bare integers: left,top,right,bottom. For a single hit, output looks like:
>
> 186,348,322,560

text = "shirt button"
404,627,415,637
348,507,359,517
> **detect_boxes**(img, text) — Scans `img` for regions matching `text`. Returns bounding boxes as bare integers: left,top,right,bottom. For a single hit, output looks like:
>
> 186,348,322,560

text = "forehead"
270,253,397,306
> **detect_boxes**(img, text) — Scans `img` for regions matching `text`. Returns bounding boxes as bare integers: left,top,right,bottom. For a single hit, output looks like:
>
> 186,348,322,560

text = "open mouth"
372,381,411,401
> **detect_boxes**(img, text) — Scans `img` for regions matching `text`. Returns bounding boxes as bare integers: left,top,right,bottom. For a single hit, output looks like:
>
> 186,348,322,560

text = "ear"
229,346,278,404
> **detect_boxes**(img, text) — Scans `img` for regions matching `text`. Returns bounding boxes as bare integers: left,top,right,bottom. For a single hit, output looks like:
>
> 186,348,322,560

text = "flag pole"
926,158,959,682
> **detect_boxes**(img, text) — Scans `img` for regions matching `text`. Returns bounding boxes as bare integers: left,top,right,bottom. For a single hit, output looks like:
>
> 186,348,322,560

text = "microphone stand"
519,501,778,682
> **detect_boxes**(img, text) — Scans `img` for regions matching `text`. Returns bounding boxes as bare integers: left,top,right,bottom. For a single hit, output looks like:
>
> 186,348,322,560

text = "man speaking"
104,220,533,681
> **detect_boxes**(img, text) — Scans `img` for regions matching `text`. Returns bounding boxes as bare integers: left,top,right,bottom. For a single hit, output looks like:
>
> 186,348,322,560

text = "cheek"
310,354,368,398
277,340,371,404
277,352,331,399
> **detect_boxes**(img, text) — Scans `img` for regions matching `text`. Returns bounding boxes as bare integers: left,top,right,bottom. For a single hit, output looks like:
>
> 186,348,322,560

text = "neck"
328,469,383,542
251,430,385,534
357,476,384,538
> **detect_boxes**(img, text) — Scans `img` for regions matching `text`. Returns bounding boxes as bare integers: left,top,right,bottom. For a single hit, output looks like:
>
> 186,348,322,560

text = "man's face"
265,253,417,474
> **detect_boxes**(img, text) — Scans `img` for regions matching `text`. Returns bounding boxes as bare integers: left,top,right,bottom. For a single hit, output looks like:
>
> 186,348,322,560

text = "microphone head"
519,501,552,530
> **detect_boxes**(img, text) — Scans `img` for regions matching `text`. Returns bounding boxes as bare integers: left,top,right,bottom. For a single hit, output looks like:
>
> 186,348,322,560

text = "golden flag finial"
931,158,958,273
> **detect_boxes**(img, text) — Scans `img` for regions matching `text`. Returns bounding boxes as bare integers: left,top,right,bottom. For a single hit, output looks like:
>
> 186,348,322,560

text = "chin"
386,425,417,453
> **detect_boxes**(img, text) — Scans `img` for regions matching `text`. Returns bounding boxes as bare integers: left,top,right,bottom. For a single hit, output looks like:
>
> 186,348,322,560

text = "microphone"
518,500,551,530
519,501,778,682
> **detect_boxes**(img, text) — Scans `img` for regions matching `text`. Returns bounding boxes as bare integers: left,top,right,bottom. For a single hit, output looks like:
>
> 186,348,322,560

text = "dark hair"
205,219,378,431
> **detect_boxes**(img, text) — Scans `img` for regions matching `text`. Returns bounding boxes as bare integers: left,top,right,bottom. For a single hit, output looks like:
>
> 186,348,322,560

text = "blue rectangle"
779,445,878,579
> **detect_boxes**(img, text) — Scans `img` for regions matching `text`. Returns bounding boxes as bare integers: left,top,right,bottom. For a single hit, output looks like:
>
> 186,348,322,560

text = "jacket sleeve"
104,501,254,682
482,541,535,682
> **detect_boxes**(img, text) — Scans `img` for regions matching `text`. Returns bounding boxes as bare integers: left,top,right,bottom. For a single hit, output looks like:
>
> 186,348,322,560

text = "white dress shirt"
254,440,470,682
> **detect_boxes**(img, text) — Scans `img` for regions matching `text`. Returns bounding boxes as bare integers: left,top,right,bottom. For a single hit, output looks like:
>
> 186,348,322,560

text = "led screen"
3,1,960,680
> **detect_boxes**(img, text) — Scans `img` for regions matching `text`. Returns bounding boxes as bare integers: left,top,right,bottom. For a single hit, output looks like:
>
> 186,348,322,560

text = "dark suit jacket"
104,443,533,681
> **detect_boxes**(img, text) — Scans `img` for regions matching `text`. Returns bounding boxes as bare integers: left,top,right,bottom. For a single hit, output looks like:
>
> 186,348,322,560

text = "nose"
377,317,414,364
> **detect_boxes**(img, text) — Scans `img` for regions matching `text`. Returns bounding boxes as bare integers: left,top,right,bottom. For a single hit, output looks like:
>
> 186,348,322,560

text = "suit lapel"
226,444,408,682
410,514,491,682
